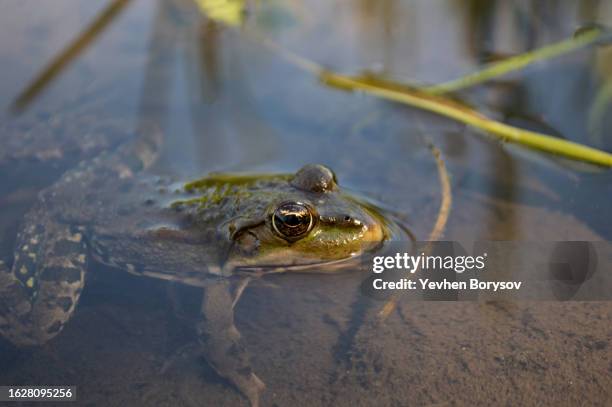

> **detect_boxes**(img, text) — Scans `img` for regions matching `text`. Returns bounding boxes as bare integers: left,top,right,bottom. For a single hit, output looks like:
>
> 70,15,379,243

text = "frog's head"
225,164,387,272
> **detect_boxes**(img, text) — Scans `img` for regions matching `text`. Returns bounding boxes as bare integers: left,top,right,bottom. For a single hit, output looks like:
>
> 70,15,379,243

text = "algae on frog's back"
183,172,293,192
171,173,292,210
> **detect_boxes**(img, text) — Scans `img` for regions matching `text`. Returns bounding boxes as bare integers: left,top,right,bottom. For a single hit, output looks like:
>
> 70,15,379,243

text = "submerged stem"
378,144,452,321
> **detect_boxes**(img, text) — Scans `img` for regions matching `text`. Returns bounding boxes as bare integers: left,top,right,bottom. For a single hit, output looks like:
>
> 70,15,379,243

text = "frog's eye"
272,202,314,240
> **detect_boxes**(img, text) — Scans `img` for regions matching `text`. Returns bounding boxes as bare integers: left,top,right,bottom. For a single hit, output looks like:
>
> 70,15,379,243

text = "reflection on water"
0,0,611,405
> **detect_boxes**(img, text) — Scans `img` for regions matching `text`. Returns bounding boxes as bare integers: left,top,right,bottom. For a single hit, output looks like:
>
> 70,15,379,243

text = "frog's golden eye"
272,202,314,240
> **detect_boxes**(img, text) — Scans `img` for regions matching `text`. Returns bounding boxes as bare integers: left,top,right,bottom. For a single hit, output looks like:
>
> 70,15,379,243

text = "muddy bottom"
1,272,610,407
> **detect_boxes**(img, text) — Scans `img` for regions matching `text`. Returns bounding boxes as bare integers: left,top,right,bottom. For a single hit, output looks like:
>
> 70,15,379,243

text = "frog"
0,118,391,406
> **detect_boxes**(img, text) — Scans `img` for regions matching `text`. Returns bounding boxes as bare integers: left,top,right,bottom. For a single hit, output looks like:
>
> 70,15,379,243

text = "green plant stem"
322,72,612,166
423,28,603,95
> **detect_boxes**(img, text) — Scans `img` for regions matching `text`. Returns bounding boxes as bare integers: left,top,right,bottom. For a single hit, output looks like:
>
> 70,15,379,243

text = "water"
0,1,611,405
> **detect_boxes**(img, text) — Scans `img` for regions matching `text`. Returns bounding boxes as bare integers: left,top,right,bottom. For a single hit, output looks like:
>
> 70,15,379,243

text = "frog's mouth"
233,254,371,275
